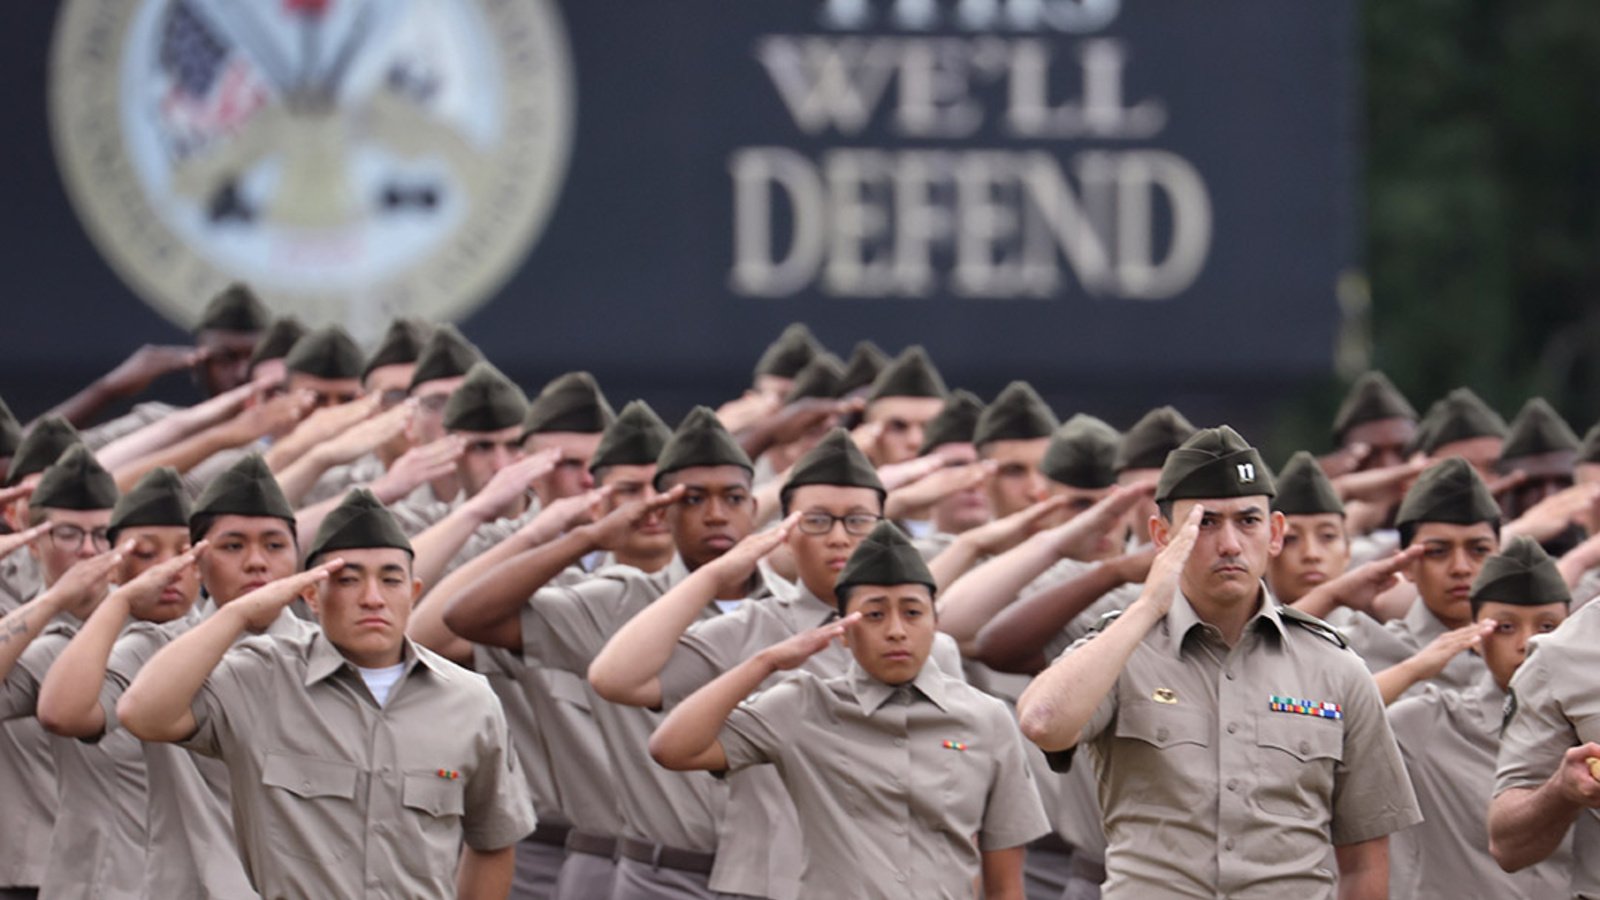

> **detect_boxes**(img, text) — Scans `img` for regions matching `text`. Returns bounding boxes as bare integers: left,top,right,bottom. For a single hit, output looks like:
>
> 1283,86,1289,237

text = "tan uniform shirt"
98,606,316,900
1389,680,1571,900
82,401,179,451
720,659,1050,898
182,445,255,498
388,486,541,577
656,582,966,900
1,622,147,900
1336,598,1488,698
1496,599,1600,899
1061,589,1421,899
520,557,728,852
0,585,57,889
179,631,536,900
301,452,387,507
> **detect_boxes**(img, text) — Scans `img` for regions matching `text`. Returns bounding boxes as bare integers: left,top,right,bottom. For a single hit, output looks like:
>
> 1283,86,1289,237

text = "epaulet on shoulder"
1090,609,1123,634
1279,607,1348,649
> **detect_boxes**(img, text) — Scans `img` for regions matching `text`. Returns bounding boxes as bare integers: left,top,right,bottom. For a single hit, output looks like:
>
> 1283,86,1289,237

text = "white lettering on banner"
819,0,1123,34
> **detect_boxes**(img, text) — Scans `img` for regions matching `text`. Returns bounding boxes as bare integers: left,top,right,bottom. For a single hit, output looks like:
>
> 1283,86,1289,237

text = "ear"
1149,513,1170,550
1267,510,1286,556
410,578,424,603
303,582,324,617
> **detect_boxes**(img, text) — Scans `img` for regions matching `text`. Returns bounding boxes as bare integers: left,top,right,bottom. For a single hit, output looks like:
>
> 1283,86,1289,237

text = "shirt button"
1299,741,1311,755
894,738,905,748
1225,670,1236,680
896,871,907,883
1224,839,1235,852
1225,722,1238,735
1226,778,1238,792
1156,728,1170,741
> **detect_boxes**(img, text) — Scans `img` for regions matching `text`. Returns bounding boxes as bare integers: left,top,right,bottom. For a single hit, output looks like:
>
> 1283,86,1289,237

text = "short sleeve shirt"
719,661,1050,898
178,632,536,900
1495,599,1600,898
1063,589,1421,899
1338,598,1489,699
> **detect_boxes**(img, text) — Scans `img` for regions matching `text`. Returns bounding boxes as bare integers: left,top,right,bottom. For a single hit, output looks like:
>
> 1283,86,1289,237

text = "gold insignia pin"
1152,688,1178,704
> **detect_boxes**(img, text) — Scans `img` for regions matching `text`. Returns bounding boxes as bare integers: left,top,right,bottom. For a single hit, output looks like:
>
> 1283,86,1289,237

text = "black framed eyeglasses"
796,512,881,536
48,524,111,553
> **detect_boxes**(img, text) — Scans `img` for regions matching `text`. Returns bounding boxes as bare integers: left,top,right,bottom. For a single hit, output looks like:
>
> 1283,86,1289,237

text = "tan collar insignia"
1152,687,1178,704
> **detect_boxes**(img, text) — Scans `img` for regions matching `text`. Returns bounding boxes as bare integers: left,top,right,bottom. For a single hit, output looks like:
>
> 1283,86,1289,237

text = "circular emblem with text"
49,0,574,332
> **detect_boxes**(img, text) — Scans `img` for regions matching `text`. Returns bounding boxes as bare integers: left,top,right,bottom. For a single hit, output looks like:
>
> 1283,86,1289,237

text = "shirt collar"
1403,593,1450,641
1163,582,1287,657
304,633,445,687
789,581,841,628
847,657,949,715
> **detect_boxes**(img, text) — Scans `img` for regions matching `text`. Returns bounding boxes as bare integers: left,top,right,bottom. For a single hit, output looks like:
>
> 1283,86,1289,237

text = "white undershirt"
357,663,406,706
713,600,743,615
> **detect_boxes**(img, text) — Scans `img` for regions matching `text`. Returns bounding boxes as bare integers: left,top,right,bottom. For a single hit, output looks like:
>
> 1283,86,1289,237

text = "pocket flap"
1257,714,1343,762
403,772,467,818
262,751,359,800
1114,701,1212,749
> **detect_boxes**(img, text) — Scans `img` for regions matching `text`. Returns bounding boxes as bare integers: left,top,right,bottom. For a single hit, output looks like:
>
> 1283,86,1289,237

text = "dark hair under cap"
1155,425,1275,503
591,400,672,473
521,372,616,440
1499,397,1580,463
248,317,308,370
919,390,985,455
408,324,482,390
785,354,845,404
1470,535,1570,614
0,396,21,459
31,444,118,512
443,362,529,433
974,382,1058,448
652,406,754,491
867,346,947,403
781,428,885,513
362,318,433,380
1332,371,1417,441
837,341,888,396
195,283,270,334
305,488,413,565
189,453,296,544
1271,451,1344,516
753,323,823,380
833,519,937,613
5,417,82,487
285,326,364,381
1040,414,1120,489
109,467,192,543
1115,406,1197,473
1394,457,1500,530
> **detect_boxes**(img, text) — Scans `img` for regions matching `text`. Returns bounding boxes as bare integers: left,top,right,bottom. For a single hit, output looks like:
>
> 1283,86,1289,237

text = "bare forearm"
274,448,338,507
590,563,722,704
1488,785,1582,871
937,533,1059,644
442,528,594,647
36,595,127,737
410,509,488,591
1373,658,1427,706
980,846,1027,900
0,592,65,682
927,537,981,594
117,605,245,742
1017,599,1158,751
650,653,771,770
455,845,515,900
1334,839,1388,900
114,422,245,490
973,562,1124,673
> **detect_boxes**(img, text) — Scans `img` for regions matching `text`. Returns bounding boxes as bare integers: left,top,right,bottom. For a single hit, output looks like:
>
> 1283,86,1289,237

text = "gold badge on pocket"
1152,688,1178,704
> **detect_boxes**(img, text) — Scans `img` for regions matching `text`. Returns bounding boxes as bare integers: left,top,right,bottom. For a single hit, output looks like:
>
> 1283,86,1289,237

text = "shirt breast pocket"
260,751,360,863
401,771,468,877
543,668,593,712
1253,714,1343,818
1111,702,1213,808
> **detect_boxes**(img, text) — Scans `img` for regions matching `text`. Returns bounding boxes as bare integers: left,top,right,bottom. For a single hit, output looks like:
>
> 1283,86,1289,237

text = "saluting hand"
371,435,465,504
41,542,131,616
463,447,562,523
758,613,861,672
1315,543,1426,617
110,541,208,607
518,486,612,549
228,560,344,631
1050,481,1156,561
964,493,1073,556
885,460,996,520
708,513,800,592
0,522,48,563
1406,619,1497,681
584,485,686,552
1138,505,1204,617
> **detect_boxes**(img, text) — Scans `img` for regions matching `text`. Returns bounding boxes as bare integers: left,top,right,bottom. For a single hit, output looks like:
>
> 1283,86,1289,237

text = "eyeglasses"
796,512,881,536
49,524,111,553
416,393,451,414
379,389,409,409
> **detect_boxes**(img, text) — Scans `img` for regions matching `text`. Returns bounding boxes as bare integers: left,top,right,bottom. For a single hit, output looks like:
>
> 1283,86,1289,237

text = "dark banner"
4,0,1357,421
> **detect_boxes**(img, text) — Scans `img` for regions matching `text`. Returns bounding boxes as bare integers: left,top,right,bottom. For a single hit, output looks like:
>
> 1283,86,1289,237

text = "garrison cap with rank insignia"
362,318,433,380
782,428,885,510
867,346,948,402
1332,371,1418,441
407,324,483,390
1115,406,1197,473
653,406,754,490
1041,414,1120,489
443,362,529,433
1498,397,1580,470
973,381,1057,447
1155,425,1275,502
247,317,308,370
1394,457,1499,528
833,519,937,610
306,487,414,564
1415,387,1507,454
786,354,845,403
919,390,985,455
5,417,82,486
1470,535,1570,612
189,453,296,543
285,326,364,380
837,340,888,396
195,283,270,334
1271,451,1344,516
521,372,616,439
31,444,118,511
109,467,192,543
0,396,21,458
753,323,823,380
590,400,672,472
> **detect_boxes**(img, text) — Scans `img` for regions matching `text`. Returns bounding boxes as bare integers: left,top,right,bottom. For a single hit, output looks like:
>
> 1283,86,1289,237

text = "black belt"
528,822,571,847
565,829,618,859
1031,832,1074,856
618,836,716,875
1069,855,1107,884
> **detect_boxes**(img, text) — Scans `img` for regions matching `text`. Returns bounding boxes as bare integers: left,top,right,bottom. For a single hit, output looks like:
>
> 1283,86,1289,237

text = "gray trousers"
556,849,617,900
512,836,566,900
610,857,717,900
1026,844,1074,900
